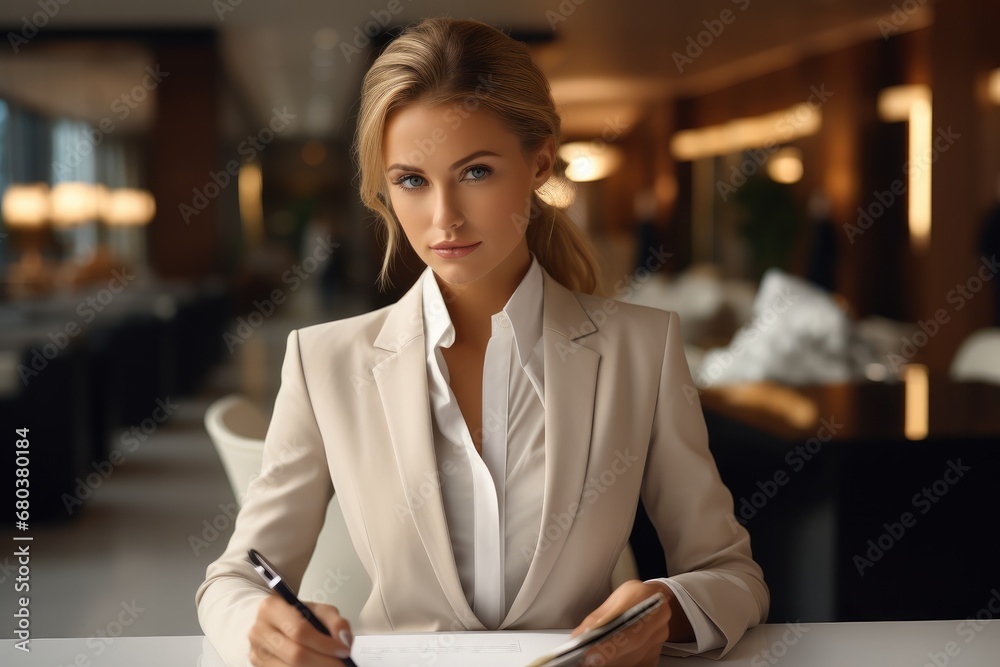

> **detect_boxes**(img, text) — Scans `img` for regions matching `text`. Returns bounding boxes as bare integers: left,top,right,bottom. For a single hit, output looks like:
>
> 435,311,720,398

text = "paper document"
351,631,572,666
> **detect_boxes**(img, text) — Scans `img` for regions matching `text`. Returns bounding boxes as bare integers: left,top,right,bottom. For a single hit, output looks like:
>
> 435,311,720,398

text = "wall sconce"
903,363,929,441
238,162,264,247
767,147,804,184
877,84,932,252
988,68,1000,105
558,141,624,182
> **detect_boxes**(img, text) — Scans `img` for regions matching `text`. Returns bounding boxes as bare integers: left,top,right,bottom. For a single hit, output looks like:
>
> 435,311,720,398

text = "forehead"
382,103,519,167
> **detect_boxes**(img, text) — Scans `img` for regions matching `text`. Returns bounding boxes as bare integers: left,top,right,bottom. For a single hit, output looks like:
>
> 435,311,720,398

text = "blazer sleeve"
195,329,335,667
640,310,769,658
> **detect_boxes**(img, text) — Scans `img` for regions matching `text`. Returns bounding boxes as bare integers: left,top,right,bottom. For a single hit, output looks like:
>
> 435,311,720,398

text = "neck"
435,246,532,349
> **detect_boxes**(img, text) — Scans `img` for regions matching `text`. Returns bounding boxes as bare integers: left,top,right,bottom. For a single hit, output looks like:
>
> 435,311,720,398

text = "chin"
433,265,484,285
429,259,492,285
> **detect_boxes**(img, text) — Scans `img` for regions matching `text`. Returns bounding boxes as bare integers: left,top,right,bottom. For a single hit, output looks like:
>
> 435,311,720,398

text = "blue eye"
393,164,493,192
396,174,425,189
463,165,492,181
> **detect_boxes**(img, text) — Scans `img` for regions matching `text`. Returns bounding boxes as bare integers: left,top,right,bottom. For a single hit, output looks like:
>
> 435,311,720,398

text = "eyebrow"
386,150,501,174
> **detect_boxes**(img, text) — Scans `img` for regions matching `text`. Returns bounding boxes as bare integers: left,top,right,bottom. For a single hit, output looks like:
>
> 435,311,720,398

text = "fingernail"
339,628,353,648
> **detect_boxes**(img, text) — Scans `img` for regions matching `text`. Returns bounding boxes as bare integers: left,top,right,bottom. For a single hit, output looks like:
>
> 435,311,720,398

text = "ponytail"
525,191,604,296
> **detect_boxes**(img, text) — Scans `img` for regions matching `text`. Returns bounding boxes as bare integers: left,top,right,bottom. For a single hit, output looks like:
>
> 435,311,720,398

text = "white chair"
204,395,371,620
950,328,1000,385
203,395,272,502
204,394,640,620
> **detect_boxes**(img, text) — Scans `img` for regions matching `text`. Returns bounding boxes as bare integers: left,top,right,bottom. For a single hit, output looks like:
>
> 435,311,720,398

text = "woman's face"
382,103,553,288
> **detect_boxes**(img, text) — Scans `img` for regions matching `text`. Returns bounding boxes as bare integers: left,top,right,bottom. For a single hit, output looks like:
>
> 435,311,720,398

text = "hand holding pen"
248,548,358,666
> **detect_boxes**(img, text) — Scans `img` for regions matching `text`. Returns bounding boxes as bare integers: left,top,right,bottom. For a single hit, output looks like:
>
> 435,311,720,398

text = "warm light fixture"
766,147,804,184
49,182,101,228
878,84,931,252
239,162,264,246
670,103,821,161
101,188,156,227
558,142,624,182
987,68,1000,105
2,183,49,228
903,363,929,441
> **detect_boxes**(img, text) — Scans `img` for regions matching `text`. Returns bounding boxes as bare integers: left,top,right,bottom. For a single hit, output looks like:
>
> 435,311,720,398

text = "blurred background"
1,0,999,642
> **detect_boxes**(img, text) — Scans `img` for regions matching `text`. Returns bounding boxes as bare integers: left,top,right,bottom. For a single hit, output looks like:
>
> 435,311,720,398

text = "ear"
531,137,557,189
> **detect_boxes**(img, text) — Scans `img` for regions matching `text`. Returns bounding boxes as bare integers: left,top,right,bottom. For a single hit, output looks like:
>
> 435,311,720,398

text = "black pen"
247,548,358,666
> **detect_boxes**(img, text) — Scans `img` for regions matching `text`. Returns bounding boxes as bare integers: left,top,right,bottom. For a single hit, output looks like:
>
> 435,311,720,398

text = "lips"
430,242,481,259
430,242,479,249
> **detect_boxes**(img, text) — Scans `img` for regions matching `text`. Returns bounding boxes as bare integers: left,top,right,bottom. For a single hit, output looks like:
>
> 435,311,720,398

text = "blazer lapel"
501,268,600,628
372,274,485,630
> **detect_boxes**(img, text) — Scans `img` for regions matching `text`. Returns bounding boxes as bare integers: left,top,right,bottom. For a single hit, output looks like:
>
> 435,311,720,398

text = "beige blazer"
196,264,769,665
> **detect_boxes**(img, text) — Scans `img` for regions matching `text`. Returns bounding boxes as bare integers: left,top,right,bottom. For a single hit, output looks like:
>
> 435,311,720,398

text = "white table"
3,620,998,666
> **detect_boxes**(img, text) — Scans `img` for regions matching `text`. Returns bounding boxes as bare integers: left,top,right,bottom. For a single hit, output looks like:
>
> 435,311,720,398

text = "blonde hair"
352,17,603,296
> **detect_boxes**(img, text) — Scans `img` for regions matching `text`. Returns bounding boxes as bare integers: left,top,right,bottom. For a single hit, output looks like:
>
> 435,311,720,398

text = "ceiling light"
767,147,804,184
558,142,624,182
988,68,1000,104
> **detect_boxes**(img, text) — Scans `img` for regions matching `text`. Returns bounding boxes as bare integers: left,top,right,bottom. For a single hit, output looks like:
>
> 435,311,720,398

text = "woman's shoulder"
570,290,678,335
293,302,397,356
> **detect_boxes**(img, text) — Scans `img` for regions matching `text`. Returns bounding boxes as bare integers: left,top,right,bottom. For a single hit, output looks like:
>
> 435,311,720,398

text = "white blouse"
421,251,725,653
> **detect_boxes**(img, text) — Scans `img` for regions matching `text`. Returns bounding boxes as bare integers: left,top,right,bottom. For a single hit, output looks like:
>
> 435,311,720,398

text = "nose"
431,185,464,230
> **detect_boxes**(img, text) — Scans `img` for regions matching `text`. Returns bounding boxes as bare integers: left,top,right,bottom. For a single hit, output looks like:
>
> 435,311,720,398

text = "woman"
196,17,768,667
